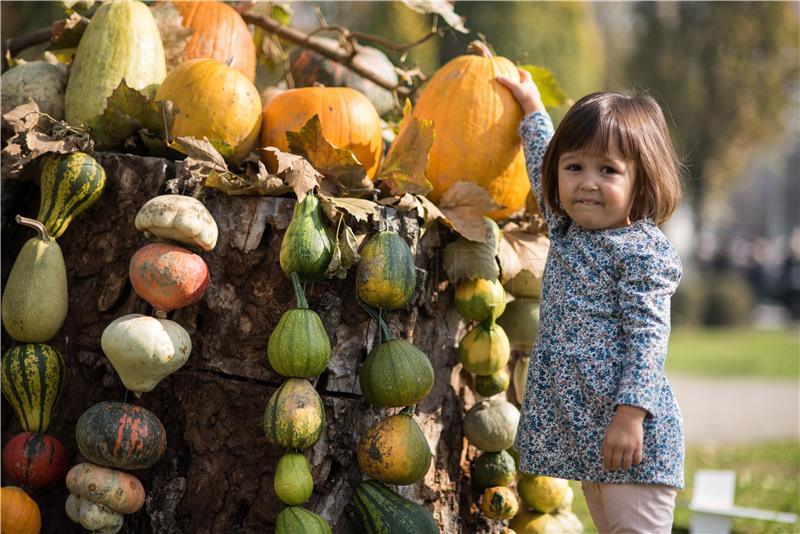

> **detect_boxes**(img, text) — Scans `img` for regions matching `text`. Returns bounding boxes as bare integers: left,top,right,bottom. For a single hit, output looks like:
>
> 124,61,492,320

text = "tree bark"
0,153,504,533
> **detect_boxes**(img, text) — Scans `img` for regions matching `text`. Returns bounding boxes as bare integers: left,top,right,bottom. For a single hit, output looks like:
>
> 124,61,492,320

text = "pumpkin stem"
400,405,415,416
359,301,394,342
467,40,493,58
15,215,54,241
154,310,168,320
291,272,309,309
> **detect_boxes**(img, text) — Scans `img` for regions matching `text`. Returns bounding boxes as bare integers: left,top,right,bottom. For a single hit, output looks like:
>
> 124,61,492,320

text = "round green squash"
2,217,68,342
268,273,331,378
276,507,331,534
274,452,313,506
37,152,106,239
455,277,506,321
356,231,416,310
474,367,510,397
503,270,542,300
263,378,326,450
358,306,433,408
473,450,517,489
357,409,432,485
463,398,520,452
1,344,64,433
497,298,540,352
458,319,510,376
280,192,333,280
64,0,166,140
75,402,166,470
353,479,439,534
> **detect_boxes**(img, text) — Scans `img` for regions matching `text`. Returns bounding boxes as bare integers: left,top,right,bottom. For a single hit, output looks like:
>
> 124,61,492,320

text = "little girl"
497,70,684,533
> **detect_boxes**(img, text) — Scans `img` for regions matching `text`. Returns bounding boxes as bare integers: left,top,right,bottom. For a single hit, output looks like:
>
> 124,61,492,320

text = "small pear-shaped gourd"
356,231,416,309
274,452,313,505
1,344,64,433
2,216,68,342
101,314,192,394
135,195,218,252
458,318,510,376
358,304,434,407
279,192,333,280
268,273,331,378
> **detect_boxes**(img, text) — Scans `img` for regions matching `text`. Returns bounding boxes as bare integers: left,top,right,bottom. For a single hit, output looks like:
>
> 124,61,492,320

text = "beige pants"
581,481,678,534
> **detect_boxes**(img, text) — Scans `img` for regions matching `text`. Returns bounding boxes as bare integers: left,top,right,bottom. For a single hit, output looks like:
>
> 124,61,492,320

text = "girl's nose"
578,177,600,191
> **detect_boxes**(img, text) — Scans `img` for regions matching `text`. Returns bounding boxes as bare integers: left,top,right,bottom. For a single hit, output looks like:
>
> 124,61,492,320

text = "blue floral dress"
514,111,685,488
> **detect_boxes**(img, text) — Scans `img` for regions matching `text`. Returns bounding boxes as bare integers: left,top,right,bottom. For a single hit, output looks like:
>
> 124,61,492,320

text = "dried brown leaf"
438,181,501,242
150,2,193,72
261,146,321,201
376,99,434,197
2,100,41,133
49,13,89,51
498,228,550,282
400,0,468,33
318,195,380,224
326,222,362,279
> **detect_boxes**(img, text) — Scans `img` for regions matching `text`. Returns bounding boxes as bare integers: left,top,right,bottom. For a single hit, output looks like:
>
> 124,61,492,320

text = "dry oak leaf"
318,195,380,224
497,225,550,282
376,99,434,197
150,2,194,73
437,181,501,243
261,146,322,201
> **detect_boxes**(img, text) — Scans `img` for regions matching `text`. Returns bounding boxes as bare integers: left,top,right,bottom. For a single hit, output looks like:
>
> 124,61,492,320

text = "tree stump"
1,153,503,533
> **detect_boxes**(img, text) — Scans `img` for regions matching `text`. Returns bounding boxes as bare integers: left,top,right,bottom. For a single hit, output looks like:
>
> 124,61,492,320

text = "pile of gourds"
1,150,106,532
64,193,218,533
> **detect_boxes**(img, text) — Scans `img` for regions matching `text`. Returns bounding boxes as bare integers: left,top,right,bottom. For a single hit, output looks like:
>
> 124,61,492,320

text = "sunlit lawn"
568,441,800,534
666,327,799,378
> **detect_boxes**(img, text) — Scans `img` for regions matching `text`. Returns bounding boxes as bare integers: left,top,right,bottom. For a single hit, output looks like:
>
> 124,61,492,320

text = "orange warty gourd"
0,486,41,534
260,87,383,179
171,1,256,82
155,58,262,164
411,41,528,220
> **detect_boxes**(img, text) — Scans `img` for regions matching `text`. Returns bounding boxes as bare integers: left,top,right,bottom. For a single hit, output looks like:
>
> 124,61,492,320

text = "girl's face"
557,141,636,230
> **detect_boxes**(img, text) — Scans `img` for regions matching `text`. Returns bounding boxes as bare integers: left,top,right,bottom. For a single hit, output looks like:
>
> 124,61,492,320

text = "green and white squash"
275,507,331,534
458,319,510,376
263,378,326,450
279,192,334,280
100,314,192,394
1,344,65,432
37,152,106,239
455,277,506,321
64,0,166,135
353,479,439,534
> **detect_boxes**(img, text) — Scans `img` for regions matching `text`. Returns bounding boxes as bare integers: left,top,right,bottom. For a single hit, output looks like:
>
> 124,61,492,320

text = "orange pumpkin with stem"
411,41,529,220
260,86,383,179
171,0,256,82
0,486,41,534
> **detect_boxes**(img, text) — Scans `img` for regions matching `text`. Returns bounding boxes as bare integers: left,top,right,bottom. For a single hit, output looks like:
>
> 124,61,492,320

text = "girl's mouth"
576,200,601,206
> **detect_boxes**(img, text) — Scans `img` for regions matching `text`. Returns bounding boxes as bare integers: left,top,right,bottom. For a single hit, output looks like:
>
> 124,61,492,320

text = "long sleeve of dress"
518,111,568,233
614,243,683,416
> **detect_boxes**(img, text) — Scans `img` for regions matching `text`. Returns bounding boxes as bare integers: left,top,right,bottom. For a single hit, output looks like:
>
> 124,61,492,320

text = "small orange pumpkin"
171,0,256,82
155,58,262,164
260,86,383,178
129,242,209,313
412,41,528,220
0,486,41,534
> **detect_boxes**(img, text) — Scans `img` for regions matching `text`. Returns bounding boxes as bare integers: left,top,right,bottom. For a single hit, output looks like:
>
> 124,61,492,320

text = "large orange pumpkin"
170,1,256,82
155,58,262,164
260,87,383,179
412,41,528,220
0,486,41,534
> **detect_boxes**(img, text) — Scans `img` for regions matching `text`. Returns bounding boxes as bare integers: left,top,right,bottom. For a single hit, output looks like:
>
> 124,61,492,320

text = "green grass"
666,327,800,378
568,441,800,534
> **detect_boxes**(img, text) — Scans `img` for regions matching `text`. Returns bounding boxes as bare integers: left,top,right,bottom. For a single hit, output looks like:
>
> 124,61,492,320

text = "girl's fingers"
518,68,532,83
621,449,634,470
633,447,643,466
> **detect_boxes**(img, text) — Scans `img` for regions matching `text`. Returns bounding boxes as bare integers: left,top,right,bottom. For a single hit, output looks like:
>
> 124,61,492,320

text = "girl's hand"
600,405,646,471
496,68,546,115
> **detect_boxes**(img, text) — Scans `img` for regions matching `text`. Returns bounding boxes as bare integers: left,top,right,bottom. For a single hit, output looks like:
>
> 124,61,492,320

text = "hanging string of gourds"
1,151,106,533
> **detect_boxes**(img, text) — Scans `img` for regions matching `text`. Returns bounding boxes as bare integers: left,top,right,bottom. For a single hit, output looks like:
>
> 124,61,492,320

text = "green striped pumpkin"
268,273,331,378
1,344,65,432
356,231,416,310
37,152,106,239
263,378,325,451
275,507,331,534
353,479,439,534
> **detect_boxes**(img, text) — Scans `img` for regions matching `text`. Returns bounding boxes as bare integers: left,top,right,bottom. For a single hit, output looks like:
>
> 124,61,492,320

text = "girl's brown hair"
540,91,682,225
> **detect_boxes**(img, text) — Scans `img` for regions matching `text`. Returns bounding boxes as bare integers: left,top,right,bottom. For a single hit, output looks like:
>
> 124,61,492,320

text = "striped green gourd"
353,479,439,534
279,192,333,280
268,273,331,378
356,231,416,309
37,152,106,239
263,378,325,450
357,304,433,408
275,507,331,534
1,344,65,432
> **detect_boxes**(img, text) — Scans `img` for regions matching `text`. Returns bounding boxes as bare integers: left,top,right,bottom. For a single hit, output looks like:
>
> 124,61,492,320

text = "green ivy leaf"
519,65,572,109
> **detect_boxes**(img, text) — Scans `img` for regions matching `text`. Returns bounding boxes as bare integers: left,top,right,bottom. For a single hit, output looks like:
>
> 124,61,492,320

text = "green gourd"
473,450,517,489
458,318,510,376
356,231,416,310
353,479,439,534
358,304,434,408
274,452,313,506
455,277,506,321
474,367,510,397
268,273,331,378
279,192,333,280
275,507,331,534
2,216,68,342
37,152,106,239
1,344,65,432
263,378,326,450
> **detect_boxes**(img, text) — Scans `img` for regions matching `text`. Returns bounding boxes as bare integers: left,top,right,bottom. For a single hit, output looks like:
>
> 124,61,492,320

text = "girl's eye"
565,164,581,171
601,166,618,174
